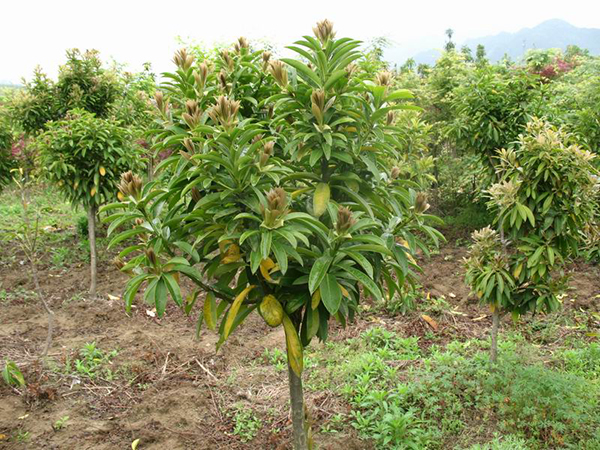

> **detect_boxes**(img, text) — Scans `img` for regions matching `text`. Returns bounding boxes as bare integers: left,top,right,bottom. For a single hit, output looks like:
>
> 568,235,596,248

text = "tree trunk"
491,308,500,364
32,261,54,357
88,205,97,298
288,360,308,450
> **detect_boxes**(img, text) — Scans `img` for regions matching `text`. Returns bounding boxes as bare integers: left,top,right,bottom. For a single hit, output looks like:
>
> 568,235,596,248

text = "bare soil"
1,237,598,450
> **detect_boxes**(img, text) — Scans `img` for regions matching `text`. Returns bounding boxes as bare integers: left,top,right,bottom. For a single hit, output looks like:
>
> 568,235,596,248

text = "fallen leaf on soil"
449,292,456,298
18,414,29,420
472,315,488,321
146,309,156,318
107,294,120,301
421,314,438,331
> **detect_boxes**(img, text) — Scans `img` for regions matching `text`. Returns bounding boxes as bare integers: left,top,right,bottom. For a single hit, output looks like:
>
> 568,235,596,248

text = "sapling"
12,169,54,357
465,120,598,362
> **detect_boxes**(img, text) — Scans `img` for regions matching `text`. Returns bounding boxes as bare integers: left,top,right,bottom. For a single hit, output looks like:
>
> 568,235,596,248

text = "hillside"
411,19,600,65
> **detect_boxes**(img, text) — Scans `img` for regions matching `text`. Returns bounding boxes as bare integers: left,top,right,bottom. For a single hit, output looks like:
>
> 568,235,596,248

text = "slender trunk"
288,360,308,450
19,185,53,357
491,308,500,364
31,262,54,357
88,205,97,298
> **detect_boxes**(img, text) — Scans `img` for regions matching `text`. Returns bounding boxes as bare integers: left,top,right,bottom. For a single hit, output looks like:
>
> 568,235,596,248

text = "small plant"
52,416,69,431
2,360,25,387
230,405,262,442
262,348,287,372
66,342,118,379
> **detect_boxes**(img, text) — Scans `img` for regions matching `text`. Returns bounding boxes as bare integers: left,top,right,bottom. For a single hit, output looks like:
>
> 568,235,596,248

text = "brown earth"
1,237,598,450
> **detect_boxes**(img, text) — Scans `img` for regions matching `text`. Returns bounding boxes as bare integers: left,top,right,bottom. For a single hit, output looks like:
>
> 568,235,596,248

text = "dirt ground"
1,237,599,450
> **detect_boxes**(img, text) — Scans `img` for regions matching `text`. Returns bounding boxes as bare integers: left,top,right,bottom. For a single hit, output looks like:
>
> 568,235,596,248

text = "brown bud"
376,71,393,87
208,96,241,132
191,187,201,203
415,192,430,214
336,207,356,235
183,138,196,154
269,60,288,88
113,257,125,271
173,48,195,70
154,91,165,113
346,63,358,77
263,141,275,156
262,51,272,70
218,70,228,90
259,152,270,167
252,134,264,145
134,218,144,226
311,89,326,124
118,171,143,199
234,37,250,53
146,248,158,267
386,111,395,126
221,50,234,71
267,187,287,212
390,167,401,179
196,62,210,89
313,19,336,44
185,100,199,116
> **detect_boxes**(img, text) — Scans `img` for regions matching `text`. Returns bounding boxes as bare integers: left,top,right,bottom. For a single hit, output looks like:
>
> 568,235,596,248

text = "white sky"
2,0,599,83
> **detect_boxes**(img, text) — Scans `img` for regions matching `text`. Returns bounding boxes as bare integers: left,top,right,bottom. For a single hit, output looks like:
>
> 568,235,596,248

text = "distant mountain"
410,19,600,65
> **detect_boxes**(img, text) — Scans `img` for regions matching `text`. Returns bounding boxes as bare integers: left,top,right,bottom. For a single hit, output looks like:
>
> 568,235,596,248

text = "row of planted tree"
1,20,599,449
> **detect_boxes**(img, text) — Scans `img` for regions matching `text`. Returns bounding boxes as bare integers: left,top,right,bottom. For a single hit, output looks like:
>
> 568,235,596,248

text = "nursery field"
1,187,599,449
2,19,600,450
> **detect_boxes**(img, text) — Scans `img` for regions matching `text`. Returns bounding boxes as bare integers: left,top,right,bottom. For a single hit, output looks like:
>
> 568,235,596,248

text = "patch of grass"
305,327,599,449
442,203,493,232
229,404,262,442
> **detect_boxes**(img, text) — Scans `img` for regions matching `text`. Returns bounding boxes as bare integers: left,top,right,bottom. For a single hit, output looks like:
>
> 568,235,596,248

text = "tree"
475,44,488,67
103,20,441,449
445,28,456,52
35,109,142,296
465,120,598,362
10,49,151,297
448,65,544,185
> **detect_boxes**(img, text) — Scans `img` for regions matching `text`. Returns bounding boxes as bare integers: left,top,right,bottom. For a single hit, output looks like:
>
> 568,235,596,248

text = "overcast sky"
2,0,599,83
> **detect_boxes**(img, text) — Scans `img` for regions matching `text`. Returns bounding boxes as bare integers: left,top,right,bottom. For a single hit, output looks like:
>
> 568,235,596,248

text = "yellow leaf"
90,187,97,197
259,295,283,327
132,439,140,450
99,166,106,176
421,314,438,331
311,289,321,310
313,182,330,217
339,284,350,298
283,313,303,377
0,434,6,440
117,191,124,201
204,293,217,331
220,241,241,264
513,263,523,279
259,258,279,283
223,285,255,340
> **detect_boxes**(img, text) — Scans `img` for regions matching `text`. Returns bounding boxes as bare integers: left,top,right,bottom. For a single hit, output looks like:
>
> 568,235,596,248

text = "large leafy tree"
104,21,442,449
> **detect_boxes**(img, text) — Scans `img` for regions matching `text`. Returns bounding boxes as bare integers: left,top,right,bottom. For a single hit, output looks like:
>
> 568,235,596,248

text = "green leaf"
155,278,167,318
344,266,382,300
308,255,332,293
319,274,342,315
